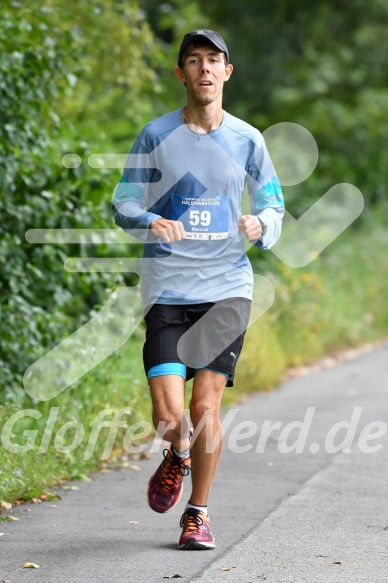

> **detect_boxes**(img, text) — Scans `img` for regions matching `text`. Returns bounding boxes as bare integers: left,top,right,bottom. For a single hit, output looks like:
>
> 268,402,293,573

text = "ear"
174,66,186,84
224,63,233,81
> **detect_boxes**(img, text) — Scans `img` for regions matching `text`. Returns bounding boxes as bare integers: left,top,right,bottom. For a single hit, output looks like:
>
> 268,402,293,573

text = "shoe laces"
160,448,190,492
180,508,205,532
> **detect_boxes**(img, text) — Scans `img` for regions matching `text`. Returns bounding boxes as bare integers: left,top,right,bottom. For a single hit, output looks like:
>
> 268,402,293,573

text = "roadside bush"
1,8,99,400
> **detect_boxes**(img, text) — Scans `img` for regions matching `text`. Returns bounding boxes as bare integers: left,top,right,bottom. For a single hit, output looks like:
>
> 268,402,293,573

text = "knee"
189,398,219,426
152,409,181,432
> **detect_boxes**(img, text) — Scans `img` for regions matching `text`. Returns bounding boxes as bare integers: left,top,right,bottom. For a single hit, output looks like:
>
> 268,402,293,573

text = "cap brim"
179,35,228,61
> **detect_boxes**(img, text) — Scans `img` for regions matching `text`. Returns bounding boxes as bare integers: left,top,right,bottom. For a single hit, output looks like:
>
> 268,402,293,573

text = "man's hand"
149,218,186,243
238,215,263,241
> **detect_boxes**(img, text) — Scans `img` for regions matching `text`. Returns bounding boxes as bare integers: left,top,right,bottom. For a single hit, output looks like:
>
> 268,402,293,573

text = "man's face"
175,44,233,106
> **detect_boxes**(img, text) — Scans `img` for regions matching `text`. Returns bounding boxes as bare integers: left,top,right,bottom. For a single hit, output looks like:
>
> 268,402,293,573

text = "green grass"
232,223,388,403
1,222,388,503
0,327,150,502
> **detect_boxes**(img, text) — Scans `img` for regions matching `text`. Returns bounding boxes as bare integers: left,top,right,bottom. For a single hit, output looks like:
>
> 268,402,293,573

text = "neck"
182,101,224,134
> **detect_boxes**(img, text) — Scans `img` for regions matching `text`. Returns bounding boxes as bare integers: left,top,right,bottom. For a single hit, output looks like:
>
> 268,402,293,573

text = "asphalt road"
1,343,388,582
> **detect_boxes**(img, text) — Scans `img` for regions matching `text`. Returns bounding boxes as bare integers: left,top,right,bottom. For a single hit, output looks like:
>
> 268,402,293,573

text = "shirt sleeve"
246,139,284,249
112,135,162,241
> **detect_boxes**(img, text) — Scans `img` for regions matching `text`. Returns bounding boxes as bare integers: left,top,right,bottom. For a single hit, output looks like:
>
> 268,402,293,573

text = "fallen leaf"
219,567,236,571
383,526,388,530
128,521,139,524
316,554,329,558
49,505,57,509
0,532,7,536
62,486,79,491
163,575,183,579
23,563,40,569
5,516,18,522
333,560,343,564
40,491,59,501
120,461,140,470
2,579,11,582
32,498,42,504
1,501,12,510
130,452,151,461
98,468,110,474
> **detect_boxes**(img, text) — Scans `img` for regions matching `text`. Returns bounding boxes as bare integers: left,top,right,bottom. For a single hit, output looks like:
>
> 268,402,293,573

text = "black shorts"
143,298,251,387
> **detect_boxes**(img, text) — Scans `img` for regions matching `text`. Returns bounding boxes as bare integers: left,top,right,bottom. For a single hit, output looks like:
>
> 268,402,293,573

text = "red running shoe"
147,446,191,513
178,509,215,550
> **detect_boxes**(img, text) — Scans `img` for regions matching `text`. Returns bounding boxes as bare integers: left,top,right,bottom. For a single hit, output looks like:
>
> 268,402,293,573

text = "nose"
200,61,210,73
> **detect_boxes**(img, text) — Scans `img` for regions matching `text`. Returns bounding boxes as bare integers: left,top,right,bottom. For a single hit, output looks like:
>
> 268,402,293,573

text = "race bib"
170,194,229,240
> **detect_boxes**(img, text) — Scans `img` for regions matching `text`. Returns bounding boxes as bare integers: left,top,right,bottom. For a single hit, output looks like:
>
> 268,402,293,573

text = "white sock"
173,431,192,459
185,501,208,516
173,445,190,459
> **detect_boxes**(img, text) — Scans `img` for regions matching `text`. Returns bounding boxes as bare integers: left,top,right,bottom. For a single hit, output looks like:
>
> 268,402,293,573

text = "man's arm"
113,136,185,243
245,139,284,249
112,137,161,241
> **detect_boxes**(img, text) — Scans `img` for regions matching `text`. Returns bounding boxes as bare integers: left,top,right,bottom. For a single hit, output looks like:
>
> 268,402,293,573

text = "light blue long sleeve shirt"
113,108,284,307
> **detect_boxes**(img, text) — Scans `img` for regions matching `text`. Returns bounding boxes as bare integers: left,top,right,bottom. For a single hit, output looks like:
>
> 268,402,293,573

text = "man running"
113,29,284,550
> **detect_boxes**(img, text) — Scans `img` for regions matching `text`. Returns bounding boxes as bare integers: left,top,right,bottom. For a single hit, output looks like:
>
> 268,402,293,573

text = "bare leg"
188,369,226,506
148,374,190,453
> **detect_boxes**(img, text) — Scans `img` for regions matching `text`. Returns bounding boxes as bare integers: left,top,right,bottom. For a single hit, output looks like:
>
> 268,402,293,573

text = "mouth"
198,80,214,87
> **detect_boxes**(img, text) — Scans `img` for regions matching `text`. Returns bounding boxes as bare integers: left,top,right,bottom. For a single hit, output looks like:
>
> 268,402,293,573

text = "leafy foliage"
48,0,166,145
143,0,388,215
1,5,67,398
0,4,124,401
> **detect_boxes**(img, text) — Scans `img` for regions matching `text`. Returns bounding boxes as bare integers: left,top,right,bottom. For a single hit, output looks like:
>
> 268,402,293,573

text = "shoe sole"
178,539,215,550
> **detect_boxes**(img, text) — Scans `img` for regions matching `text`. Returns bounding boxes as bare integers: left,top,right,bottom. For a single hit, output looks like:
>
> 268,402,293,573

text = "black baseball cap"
178,29,229,64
